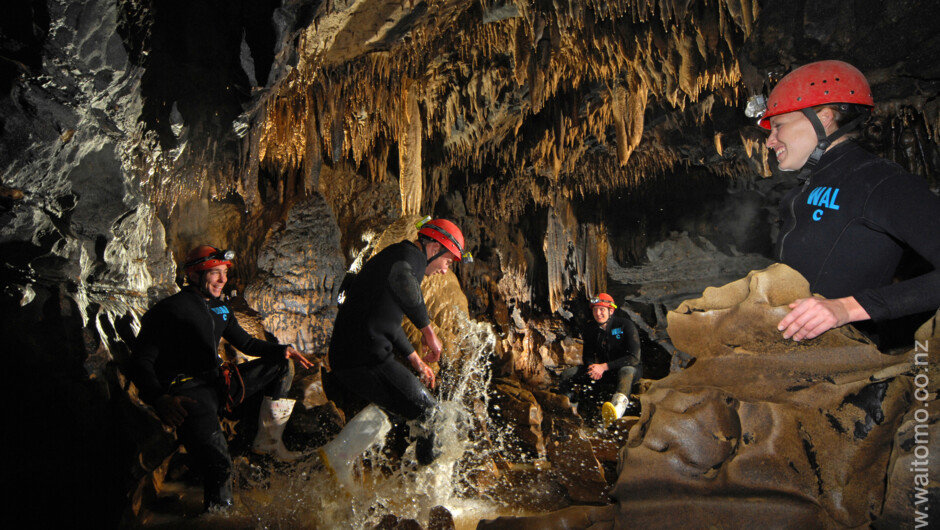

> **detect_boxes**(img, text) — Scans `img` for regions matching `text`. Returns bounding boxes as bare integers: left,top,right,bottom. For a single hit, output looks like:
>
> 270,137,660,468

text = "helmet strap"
801,108,832,168
801,107,870,168
417,238,442,265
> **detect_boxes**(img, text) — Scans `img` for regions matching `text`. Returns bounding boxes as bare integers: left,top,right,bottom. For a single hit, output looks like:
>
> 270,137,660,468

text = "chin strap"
800,108,870,168
418,238,450,265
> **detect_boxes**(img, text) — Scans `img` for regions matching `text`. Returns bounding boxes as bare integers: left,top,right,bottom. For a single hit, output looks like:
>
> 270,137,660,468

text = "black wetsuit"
131,287,291,508
561,315,642,407
777,141,940,322
328,241,435,421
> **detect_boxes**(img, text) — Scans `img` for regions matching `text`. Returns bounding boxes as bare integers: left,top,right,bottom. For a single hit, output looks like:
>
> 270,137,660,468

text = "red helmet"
417,217,472,262
590,293,617,309
184,245,234,274
758,60,873,129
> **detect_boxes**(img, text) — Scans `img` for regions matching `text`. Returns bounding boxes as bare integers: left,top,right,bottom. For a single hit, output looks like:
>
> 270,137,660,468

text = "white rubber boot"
252,396,302,461
318,404,391,490
601,393,630,428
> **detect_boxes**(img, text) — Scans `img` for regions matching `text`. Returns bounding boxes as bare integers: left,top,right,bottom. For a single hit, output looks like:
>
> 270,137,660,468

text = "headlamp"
185,248,235,269
745,94,767,119
415,215,432,229
590,297,617,309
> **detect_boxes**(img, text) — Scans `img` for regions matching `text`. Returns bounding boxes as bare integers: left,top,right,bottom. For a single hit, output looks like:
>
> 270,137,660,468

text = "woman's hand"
777,296,870,341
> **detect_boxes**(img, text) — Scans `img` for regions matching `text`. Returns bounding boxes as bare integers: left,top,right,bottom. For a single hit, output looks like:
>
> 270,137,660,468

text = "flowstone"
481,264,928,529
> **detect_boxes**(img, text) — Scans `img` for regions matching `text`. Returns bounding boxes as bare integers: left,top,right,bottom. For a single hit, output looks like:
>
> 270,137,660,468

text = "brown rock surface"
614,264,915,528
483,264,924,528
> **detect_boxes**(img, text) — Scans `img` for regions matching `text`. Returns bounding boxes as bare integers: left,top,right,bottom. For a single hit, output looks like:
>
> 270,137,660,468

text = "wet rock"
478,504,617,530
588,417,636,463
490,378,545,458
544,415,608,503
285,400,346,450
374,514,423,530
427,505,456,530
482,264,925,528
490,460,569,512
873,310,940,528
610,264,915,527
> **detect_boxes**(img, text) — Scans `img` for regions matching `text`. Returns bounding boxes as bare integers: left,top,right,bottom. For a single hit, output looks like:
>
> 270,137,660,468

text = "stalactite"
242,0,760,221
399,81,423,215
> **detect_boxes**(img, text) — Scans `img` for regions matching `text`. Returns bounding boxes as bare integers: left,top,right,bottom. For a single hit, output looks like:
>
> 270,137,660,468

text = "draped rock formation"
3,0,939,527
480,264,932,529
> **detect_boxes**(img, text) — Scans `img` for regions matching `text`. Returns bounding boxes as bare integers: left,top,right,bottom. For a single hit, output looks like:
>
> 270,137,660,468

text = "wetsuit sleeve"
222,312,287,358
607,319,642,371
130,309,169,405
387,260,431,330
855,175,940,321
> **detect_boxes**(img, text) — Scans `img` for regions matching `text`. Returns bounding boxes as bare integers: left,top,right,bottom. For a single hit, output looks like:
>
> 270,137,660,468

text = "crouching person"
319,218,471,490
130,245,314,511
559,293,642,427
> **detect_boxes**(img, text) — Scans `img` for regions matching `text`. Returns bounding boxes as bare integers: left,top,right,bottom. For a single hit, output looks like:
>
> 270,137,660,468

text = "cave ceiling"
182,0,763,219
2,0,939,303
111,0,938,223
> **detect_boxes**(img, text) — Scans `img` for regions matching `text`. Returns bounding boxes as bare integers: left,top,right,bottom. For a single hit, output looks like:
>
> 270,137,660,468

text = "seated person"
559,293,642,426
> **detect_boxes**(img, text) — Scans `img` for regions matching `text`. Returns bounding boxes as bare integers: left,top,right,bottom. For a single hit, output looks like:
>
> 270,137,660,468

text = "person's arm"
855,173,940,321
778,296,870,341
580,324,598,366
606,319,641,370
419,325,443,363
131,310,170,405
779,173,940,340
387,259,432,356
130,305,198,426
408,351,436,388
223,311,292,358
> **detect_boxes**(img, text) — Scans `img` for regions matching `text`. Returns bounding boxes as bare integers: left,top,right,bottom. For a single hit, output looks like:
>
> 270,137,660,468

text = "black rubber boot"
202,430,235,511
415,432,440,466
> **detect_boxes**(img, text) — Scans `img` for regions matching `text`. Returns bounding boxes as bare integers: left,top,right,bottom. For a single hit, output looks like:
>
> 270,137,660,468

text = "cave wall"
1,0,939,525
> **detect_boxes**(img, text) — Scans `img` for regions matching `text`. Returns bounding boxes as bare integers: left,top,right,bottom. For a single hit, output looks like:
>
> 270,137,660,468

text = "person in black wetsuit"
750,60,940,342
131,245,313,511
559,293,642,426
319,218,471,485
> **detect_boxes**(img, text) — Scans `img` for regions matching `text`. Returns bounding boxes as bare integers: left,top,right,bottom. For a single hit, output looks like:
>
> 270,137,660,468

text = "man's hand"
154,394,196,428
777,295,870,341
588,363,608,380
409,352,436,389
420,325,443,364
285,346,315,370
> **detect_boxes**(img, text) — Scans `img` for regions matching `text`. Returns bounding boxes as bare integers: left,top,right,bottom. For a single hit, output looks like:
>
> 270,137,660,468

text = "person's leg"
237,356,301,459
172,381,233,510
332,357,436,422
615,365,640,397
332,358,439,464
238,355,294,399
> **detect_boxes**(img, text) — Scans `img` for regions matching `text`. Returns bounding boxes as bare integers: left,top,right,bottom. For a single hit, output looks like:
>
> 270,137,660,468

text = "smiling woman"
759,61,940,343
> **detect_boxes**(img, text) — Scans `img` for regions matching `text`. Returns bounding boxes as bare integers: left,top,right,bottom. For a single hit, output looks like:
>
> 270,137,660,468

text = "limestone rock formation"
3,0,939,527
481,264,928,529
244,193,346,357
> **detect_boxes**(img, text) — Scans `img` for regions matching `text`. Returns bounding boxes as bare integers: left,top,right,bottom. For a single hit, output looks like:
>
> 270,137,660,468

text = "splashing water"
232,310,533,528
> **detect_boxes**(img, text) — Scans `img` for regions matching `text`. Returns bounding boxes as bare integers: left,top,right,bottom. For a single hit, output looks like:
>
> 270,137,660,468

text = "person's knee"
618,366,637,378
268,356,294,397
